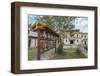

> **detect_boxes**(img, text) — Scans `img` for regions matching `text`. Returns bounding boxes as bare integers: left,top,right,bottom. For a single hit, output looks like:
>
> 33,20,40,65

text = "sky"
28,15,36,25
74,17,88,33
28,15,88,33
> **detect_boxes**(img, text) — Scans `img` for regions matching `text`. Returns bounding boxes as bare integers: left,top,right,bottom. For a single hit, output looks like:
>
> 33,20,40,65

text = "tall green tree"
35,15,76,32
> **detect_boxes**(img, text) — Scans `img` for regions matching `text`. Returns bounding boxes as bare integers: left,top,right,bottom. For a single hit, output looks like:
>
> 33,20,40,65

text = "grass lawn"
63,48,87,59
28,47,87,60
51,48,87,59
28,47,36,60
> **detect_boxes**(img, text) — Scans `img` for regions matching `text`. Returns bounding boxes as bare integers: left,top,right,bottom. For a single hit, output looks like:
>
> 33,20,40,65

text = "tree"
35,15,76,32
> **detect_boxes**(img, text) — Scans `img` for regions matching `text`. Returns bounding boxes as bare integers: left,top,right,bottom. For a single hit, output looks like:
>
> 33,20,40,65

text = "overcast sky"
28,15,88,33
28,15,36,25
74,17,88,33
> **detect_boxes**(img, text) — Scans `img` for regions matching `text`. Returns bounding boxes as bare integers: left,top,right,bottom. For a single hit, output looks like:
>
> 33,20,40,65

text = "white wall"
0,0,100,76
30,39,36,48
64,39,70,44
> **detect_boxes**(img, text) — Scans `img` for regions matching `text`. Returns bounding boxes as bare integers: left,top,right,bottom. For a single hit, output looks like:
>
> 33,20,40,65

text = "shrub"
76,47,81,54
57,43,64,54
84,45,88,50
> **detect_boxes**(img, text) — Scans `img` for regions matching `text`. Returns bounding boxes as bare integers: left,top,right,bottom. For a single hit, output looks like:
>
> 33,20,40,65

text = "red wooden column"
35,39,36,47
46,32,48,50
37,30,41,60
55,36,56,53
28,39,31,48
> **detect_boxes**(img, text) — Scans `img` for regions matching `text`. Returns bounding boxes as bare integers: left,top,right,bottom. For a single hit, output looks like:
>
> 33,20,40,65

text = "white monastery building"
62,29,88,48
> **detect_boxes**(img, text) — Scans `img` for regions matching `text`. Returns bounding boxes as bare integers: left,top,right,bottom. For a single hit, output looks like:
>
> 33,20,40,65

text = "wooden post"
46,32,48,50
37,30,41,60
55,36,56,53
35,39,36,47
28,39,31,48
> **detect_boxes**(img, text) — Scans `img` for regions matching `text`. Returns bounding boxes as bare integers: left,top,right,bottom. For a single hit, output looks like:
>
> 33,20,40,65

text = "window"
75,34,77,37
81,35,83,38
66,35,67,38
77,34,78,37
70,40,74,44
84,41,87,45
78,34,80,37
